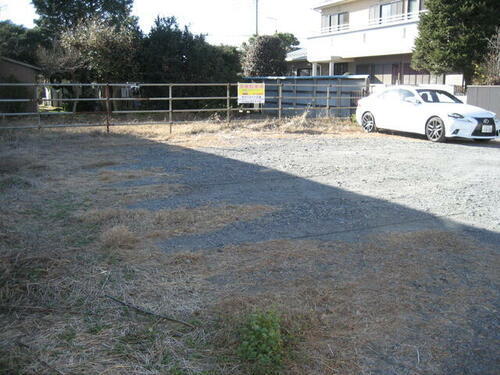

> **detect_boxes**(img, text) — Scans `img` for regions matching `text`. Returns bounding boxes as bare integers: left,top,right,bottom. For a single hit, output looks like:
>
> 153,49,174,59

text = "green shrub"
237,310,284,374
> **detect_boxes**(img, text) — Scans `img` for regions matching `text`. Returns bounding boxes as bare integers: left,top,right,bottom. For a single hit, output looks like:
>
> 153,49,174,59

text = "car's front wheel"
361,112,377,133
425,116,446,142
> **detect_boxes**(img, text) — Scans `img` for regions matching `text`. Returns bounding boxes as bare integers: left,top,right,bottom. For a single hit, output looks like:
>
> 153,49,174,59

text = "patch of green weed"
237,310,284,375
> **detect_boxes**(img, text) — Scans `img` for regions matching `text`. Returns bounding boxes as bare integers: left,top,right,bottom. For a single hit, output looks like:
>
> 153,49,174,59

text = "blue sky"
0,0,319,46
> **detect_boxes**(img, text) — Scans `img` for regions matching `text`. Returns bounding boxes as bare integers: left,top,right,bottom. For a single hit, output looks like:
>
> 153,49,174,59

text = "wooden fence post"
226,83,231,122
169,84,173,134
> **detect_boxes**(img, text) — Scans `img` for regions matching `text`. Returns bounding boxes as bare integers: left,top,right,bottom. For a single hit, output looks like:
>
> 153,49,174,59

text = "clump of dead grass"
98,168,171,183
79,205,275,255
100,225,138,250
0,251,67,309
167,251,205,265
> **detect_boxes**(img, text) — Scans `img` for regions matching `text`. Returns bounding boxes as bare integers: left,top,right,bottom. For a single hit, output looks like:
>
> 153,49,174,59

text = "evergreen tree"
412,0,500,84
0,21,43,64
243,35,287,77
32,0,134,38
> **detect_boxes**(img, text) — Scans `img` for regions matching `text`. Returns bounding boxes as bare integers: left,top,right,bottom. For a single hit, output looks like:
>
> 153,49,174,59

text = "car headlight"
448,113,464,119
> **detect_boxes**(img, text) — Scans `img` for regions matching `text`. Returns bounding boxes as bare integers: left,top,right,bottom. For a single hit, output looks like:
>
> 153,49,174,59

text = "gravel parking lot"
132,132,500,249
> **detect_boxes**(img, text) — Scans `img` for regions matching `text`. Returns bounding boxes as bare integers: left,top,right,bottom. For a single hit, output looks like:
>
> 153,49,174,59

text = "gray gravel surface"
126,134,500,250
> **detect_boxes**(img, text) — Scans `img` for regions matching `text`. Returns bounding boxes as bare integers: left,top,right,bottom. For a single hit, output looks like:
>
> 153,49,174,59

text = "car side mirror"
404,96,421,104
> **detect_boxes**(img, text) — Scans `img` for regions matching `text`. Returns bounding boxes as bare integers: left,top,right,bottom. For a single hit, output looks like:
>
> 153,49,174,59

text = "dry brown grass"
100,225,139,249
98,168,172,182
190,232,497,374
98,116,363,148
80,205,274,244
0,126,283,374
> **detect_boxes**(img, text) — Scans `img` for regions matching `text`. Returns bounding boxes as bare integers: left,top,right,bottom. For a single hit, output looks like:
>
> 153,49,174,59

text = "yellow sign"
238,83,265,104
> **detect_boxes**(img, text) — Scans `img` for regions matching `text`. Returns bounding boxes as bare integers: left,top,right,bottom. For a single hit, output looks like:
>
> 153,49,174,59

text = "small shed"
0,56,41,113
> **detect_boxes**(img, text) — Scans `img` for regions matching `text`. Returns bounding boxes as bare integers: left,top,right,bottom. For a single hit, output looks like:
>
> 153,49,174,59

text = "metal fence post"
312,79,317,112
293,81,297,110
105,84,111,133
34,84,41,130
226,83,231,122
169,84,173,134
326,86,330,118
337,78,341,117
278,82,283,120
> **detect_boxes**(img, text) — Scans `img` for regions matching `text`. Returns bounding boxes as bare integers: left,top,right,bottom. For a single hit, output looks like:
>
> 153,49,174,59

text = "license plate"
482,125,493,133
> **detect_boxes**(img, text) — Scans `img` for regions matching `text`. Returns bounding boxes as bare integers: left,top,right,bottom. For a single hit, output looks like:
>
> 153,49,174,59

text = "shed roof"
0,56,41,71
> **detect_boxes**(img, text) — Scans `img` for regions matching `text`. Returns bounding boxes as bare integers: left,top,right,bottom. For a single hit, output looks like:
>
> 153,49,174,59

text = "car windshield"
416,89,462,104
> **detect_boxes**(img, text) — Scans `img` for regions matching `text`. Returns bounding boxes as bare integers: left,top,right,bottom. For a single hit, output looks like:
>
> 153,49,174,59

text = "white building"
300,0,463,86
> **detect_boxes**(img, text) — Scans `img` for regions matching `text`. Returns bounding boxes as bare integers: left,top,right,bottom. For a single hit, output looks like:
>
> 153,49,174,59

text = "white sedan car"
356,86,500,142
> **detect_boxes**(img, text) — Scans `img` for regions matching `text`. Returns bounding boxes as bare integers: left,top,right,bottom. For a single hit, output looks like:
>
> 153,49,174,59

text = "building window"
334,63,349,75
297,68,312,77
370,1,404,24
408,0,418,14
356,64,371,75
328,12,349,31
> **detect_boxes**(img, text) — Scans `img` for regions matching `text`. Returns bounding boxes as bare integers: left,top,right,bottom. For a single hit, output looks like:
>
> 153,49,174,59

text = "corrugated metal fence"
467,86,500,115
249,75,370,118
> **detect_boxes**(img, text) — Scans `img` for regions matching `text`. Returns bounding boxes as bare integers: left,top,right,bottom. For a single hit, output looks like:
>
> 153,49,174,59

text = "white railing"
320,23,350,34
368,11,420,26
319,10,424,35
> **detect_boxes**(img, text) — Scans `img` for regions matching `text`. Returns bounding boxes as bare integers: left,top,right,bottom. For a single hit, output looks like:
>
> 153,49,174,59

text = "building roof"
286,48,308,62
313,0,357,11
0,56,41,71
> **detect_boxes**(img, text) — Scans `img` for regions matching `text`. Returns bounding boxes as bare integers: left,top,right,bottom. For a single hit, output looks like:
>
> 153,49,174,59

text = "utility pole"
255,0,259,35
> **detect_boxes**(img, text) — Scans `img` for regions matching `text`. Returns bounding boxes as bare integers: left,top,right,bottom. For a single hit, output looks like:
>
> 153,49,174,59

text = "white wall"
307,20,419,62
445,74,463,86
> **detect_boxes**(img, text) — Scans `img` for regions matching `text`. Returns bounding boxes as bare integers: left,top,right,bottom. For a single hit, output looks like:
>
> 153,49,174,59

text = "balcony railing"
319,10,424,35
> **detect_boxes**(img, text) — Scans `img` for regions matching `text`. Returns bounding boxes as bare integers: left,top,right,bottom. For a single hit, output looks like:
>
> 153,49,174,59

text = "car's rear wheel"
425,116,446,142
361,112,377,133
